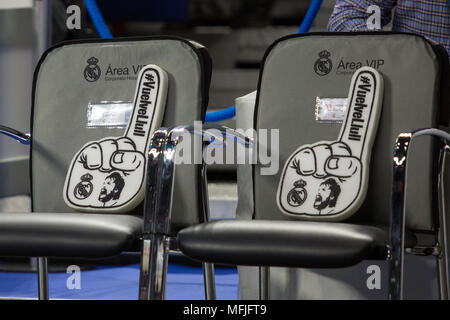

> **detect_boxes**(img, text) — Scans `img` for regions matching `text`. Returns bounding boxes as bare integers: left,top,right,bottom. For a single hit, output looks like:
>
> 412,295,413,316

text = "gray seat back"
31,37,211,232
254,33,449,231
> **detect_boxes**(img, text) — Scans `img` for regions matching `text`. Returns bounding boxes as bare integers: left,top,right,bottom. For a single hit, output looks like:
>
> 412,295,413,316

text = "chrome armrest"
0,125,31,145
390,128,450,300
168,124,253,222
139,125,252,299
167,124,253,151
142,124,253,236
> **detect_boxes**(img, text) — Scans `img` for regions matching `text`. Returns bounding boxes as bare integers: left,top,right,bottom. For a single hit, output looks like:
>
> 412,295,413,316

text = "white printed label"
87,102,133,128
315,97,348,122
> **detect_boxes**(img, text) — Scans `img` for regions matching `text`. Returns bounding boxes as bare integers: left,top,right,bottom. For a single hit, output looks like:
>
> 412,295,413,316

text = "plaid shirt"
328,0,450,58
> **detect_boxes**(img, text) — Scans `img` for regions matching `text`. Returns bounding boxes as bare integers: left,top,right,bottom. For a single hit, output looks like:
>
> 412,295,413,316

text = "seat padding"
179,220,415,268
0,213,142,259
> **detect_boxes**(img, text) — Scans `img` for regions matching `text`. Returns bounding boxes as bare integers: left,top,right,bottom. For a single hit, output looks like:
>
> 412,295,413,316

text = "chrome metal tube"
37,257,49,300
139,125,252,300
139,237,152,299
0,125,30,145
202,262,216,300
148,234,170,300
389,128,450,300
437,144,449,300
259,266,270,300
389,133,411,300
201,160,216,300
166,125,251,300
139,129,172,300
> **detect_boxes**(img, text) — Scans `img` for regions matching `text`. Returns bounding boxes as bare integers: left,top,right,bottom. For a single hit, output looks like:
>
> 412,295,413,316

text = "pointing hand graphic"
277,67,384,220
78,137,145,173
64,65,168,213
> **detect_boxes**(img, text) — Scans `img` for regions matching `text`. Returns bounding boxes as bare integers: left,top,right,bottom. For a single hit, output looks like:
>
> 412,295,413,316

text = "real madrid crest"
74,173,94,200
314,50,332,76
84,57,101,82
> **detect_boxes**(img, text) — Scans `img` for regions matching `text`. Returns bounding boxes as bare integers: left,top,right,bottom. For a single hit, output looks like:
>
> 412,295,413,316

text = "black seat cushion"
0,213,142,259
178,220,415,268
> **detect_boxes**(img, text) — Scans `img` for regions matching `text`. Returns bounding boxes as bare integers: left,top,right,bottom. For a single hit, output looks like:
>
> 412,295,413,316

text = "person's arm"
328,0,396,31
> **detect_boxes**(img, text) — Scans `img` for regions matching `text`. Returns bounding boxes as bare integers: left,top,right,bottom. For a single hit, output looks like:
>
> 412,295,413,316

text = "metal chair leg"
139,233,170,300
390,130,450,300
200,152,217,300
139,129,173,300
37,257,49,300
139,126,252,300
389,133,411,300
437,144,449,300
203,262,216,300
150,233,170,300
437,249,449,300
259,266,270,300
138,236,151,299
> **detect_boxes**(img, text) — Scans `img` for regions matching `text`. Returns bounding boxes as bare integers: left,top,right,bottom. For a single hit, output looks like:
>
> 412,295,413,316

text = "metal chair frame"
142,125,450,300
1,123,449,300
0,125,216,300
389,128,450,300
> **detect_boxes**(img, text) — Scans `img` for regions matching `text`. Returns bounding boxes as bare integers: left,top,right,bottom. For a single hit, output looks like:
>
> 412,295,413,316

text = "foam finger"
325,156,360,178
293,147,316,176
311,144,332,178
111,151,144,172
116,137,136,151
80,143,102,170
98,139,118,172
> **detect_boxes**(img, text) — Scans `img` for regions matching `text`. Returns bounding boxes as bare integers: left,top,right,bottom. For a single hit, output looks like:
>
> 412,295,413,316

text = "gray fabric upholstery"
254,33,445,230
31,38,210,232
179,33,448,271
0,37,211,259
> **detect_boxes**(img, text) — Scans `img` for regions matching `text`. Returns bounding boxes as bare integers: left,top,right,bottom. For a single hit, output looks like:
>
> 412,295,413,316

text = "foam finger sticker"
63,65,168,213
277,67,384,221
